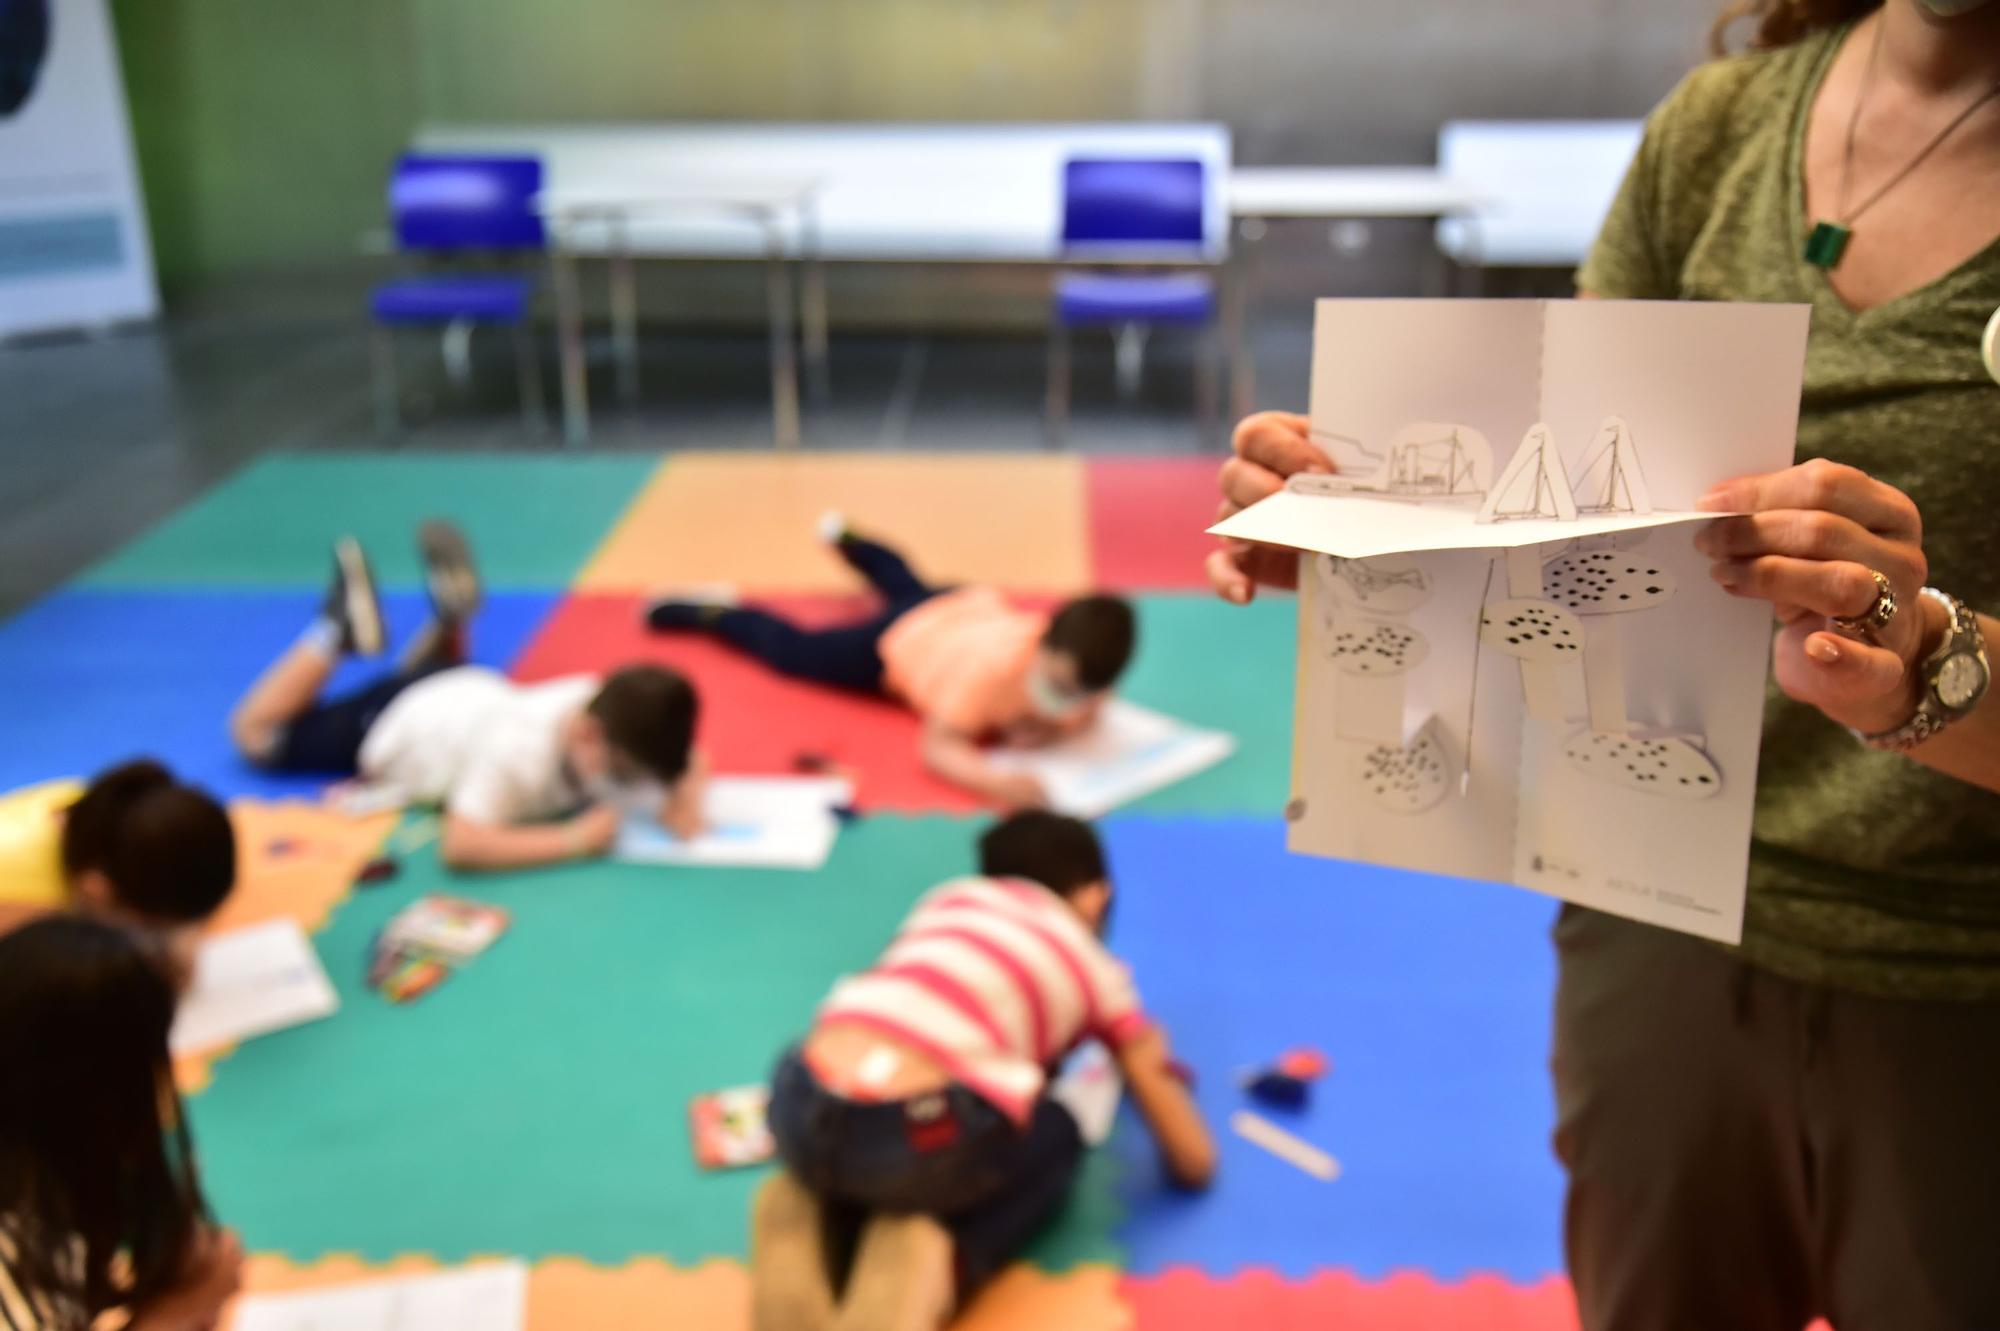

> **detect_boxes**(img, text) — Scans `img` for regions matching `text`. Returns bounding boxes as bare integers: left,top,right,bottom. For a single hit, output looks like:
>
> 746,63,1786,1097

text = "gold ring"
1831,568,1897,642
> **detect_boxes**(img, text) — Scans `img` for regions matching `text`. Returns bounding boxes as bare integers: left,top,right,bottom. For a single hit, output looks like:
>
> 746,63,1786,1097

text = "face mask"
1026,662,1089,721
1916,0,1995,14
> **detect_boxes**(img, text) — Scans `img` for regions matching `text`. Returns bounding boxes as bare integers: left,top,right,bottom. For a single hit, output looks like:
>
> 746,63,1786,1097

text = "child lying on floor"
228,522,705,872
645,516,1137,809
0,760,235,983
750,812,1213,1331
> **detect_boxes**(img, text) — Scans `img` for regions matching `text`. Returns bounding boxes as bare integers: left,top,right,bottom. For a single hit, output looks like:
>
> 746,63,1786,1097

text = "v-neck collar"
1786,22,2000,330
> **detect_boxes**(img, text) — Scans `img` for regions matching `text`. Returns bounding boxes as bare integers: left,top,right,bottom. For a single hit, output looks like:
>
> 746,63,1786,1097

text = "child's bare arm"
920,718,1048,809
1114,1023,1216,1191
659,749,710,841
440,805,619,871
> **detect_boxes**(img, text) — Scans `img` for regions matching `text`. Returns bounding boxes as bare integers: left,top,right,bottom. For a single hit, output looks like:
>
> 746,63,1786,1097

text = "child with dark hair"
0,916,244,1330
645,518,1139,808
228,523,706,871
750,812,1212,1331
0,761,235,977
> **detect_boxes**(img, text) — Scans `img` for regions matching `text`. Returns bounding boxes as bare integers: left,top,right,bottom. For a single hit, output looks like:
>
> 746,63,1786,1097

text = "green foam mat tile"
186,814,1129,1268
85,454,663,590
1118,594,1295,816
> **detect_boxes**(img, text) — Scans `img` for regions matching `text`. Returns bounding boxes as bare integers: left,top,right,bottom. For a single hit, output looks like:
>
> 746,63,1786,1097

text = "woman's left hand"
1695,458,1944,736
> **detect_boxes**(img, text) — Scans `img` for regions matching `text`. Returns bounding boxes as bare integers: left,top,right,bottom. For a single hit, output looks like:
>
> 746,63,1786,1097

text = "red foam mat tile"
509,593,985,814
1122,1268,1583,1331
1085,457,1227,592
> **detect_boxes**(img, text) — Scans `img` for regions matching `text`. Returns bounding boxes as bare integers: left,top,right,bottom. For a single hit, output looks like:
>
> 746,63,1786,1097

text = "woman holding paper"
1213,1,2000,1327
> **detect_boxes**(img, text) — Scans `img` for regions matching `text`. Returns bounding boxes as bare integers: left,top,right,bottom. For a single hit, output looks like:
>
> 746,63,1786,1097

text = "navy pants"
262,664,446,775
767,1045,1084,1300
711,537,940,694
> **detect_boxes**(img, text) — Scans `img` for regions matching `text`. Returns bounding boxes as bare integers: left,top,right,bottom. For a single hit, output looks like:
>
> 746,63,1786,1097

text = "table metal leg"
610,216,639,404
764,222,801,449
801,198,830,400
1226,216,1263,422
549,243,591,447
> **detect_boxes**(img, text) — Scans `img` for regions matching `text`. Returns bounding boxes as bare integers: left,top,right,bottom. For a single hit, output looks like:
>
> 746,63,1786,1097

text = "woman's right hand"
1207,411,1334,604
129,1226,244,1331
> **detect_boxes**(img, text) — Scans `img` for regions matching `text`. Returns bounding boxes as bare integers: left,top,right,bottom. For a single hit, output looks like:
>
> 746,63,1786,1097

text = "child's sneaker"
643,586,740,632
418,519,483,624
323,538,385,657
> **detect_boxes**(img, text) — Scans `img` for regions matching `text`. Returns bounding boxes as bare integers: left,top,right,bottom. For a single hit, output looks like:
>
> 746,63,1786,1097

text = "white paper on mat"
614,776,854,871
987,701,1236,819
231,1261,529,1331
1048,1040,1123,1147
1242,299,1811,944
169,919,339,1057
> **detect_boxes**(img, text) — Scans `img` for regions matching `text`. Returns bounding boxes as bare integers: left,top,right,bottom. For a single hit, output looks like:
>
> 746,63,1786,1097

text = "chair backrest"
390,154,545,252
1061,157,1206,252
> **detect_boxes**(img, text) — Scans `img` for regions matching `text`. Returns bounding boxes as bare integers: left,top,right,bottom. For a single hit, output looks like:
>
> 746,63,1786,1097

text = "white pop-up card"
1212,299,1812,943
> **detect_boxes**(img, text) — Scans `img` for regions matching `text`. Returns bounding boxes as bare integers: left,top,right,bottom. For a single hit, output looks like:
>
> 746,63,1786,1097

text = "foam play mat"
5,451,1578,1327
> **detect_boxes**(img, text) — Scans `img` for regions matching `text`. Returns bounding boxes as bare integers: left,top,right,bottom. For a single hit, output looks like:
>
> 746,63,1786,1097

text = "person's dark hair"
978,812,1108,898
1710,0,1878,54
1044,595,1137,692
61,760,235,924
0,917,208,1318
588,665,699,783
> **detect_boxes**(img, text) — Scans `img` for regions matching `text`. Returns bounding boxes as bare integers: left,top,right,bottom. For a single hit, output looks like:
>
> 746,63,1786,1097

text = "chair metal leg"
764,219,802,450
370,324,400,439
1044,320,1071,449
1114,322,1147,400
548,244,591,448
514,319,546,434
1194,319,1221,450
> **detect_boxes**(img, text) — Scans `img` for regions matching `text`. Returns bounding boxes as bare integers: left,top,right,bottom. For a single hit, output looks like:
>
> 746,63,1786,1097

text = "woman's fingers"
1218,456,1288,512
1206,546,1255,605
1230,410,1330,479
1694,509,1926,593
1698,458,1922,540
1710,555,1890,622
1772,621,1910,715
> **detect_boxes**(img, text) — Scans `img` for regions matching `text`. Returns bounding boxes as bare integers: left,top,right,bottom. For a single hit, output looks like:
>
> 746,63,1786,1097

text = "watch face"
1936,652,1989,710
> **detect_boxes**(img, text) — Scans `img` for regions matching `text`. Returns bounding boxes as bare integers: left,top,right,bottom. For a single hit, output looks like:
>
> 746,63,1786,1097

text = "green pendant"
1803,220,1852,269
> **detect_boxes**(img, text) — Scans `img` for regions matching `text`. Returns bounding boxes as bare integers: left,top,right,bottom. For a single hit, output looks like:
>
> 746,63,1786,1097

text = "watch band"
1853,588,1990,752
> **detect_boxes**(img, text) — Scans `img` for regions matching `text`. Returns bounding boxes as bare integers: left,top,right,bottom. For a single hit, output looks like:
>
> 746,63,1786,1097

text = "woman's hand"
1695,458,1945,735
1207,411,1333,604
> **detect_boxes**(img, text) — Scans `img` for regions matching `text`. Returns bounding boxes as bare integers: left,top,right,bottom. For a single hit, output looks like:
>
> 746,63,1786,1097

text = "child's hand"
129,1225,244,1331
567,804,623,859
992,772,1050,811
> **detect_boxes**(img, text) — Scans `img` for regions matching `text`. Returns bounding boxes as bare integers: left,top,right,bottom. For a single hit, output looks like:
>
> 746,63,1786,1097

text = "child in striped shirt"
752,813,1213,1331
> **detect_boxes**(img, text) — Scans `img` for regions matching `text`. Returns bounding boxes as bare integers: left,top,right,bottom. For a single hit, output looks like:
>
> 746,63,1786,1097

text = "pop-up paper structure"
1213,299,1811,942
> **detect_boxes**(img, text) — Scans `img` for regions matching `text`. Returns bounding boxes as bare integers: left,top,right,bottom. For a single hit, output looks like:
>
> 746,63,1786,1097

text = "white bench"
1433,120,1644,274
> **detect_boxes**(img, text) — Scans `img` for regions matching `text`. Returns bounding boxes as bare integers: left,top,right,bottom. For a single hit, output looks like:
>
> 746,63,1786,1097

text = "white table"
537,180,823,448
1225,166,1488,419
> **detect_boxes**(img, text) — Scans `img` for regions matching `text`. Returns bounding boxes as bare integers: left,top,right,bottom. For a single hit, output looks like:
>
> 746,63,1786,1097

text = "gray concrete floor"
0,295,1317,618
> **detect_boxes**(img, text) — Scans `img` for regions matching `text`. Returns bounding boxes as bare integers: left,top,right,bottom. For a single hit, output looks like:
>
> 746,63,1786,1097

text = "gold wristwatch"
1854,588,1990,752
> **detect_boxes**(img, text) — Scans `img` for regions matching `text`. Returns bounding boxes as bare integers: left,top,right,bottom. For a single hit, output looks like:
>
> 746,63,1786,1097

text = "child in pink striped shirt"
752,813,1213,1331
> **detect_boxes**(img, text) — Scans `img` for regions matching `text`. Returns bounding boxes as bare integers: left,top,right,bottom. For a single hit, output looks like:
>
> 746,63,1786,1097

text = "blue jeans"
710,536,940,694
767,1045,1084,1300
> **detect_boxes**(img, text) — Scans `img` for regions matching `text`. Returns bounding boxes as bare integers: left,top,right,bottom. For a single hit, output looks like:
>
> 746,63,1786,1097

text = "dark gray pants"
1553,906,2000,1331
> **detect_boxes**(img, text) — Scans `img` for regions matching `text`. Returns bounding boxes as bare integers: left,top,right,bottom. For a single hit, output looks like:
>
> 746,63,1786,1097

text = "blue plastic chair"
1046,157,1221,446
369,154,546,434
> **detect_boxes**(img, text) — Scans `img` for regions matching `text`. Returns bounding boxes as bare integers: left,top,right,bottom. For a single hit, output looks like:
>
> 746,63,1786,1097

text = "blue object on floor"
0,589,559,801
1097,815,1566,1282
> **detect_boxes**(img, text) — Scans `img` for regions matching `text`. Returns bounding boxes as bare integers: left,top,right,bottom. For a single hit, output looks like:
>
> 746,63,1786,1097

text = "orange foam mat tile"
576,453,1093,596
176,801,395,1093
226,1256,1123,1331
1122,1268,1583,1331
1085,457,1229,592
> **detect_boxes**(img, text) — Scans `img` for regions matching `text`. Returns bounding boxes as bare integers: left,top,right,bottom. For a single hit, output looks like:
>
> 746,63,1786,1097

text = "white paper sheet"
170,919,339,1057
614,776,853,871
987,701,1236,819
1253,299,1811,943
1048,1040,1123,1147
230,1261,529,1331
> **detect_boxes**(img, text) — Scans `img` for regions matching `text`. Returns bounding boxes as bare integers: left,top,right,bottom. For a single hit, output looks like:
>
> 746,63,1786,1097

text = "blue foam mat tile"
0,589,559,801
1095,814,1566,1282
